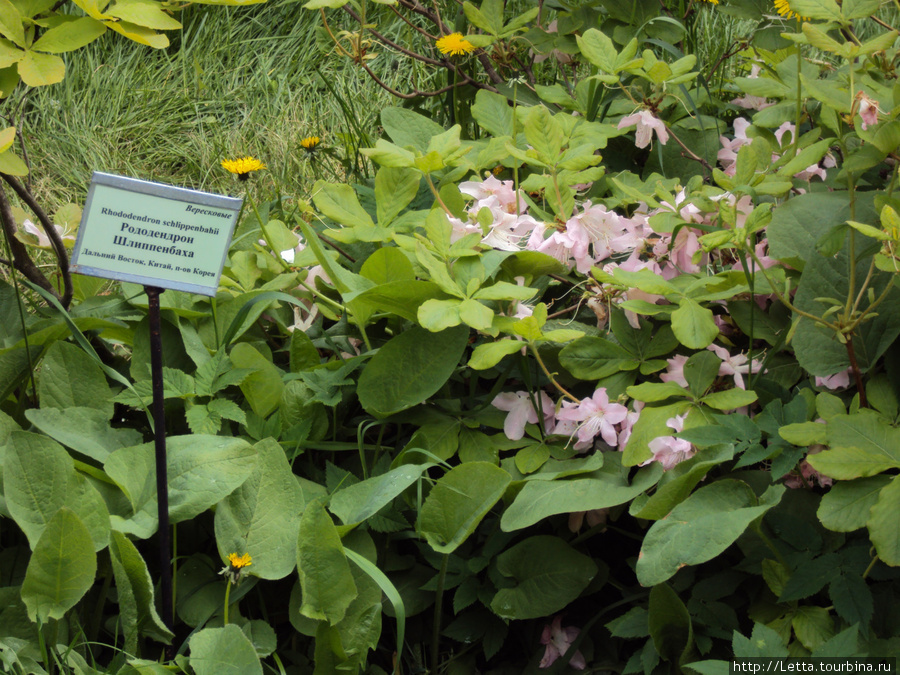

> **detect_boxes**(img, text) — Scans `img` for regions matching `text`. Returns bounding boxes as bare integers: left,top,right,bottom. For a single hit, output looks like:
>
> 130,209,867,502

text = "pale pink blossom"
646,414,695,470
21,219,76,249
604,254,666,329
707,343,763,390
718,118,752,176
539,616,586,670
557,388,628,448
815,369,851,390
615,401,644,450
858,94,878,130
731,63,775,111
660,355,690,388
492,391,555,441
565,201,635,263
618,110,669,149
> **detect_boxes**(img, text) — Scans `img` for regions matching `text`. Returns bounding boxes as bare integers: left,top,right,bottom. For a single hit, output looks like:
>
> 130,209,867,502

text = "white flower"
618,110,669,149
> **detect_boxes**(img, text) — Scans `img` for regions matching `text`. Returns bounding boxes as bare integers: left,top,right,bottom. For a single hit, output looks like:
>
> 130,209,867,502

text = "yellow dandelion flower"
227,552,253,569
300,136,321,154
699,0,719,4
773,0,808,20
221,156,266,181
436,33,476,57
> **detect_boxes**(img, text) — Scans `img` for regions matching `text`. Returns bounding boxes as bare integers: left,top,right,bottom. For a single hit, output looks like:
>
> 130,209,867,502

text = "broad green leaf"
0,148,27,175
419,462,511,553
867,477,900,565
623,401,693,466
381,106,445,153
841,0,881,18
230,342,284,418
683,350,721,398
355,280,443,322
289,330,320,373
636,481,785,586
490,535,597,619
296,502,357,624
829,575,873,630
817,475,890,532
105,435,257,533
214,439,305,580
792,606,833,651
329,464,431,525
649,583,692,663
4,431,72,548
360,139,415,167
559,337,638,380
17,50,64,86
109,530,173,655
357,325,468,417
471,89,514,137
418,298,462,331
359,246,414,285
701,388,758,411
25,406,142,462
104,20,169,48
65,472,111,552
671,298,718,349
732,623,788,657
21,508,97,622
501,454,662,531
105,0,181,30
38,340,113,418
524,105,564,164
808,412,900,479
0,0,25,46
189,625,263,675
468,339,524,370
576,28,617,73
311,180,375,229
30,16,106,52
459,298,494,330
788,0,843,21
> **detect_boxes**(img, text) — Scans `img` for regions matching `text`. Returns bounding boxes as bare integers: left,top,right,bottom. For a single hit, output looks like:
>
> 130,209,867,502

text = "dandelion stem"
223,580,232,625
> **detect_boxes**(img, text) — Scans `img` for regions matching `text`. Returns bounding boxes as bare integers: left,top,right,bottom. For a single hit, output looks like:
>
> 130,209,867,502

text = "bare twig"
2,173,73,307
389,4,438,40
342,5,444,65
0,183,62,303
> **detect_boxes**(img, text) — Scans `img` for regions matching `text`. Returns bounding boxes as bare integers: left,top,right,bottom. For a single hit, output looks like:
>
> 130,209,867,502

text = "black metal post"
145,286,174,659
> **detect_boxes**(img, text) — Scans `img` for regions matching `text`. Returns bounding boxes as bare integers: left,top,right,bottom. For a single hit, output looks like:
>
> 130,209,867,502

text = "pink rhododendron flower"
660,355,690,388
565,201,636,264
604,254,666,329
858,93,879,130
21,219,76,249
707,344,763,390
646,414,695,470
731,65,775,111
718,118,752,176
557,388,628,448
539,616,586,670
618,110,669,149
815,369,852,390
492,391,554,441
616,401,644,450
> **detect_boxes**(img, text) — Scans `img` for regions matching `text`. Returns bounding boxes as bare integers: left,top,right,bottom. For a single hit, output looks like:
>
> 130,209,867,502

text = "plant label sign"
71,172,242,296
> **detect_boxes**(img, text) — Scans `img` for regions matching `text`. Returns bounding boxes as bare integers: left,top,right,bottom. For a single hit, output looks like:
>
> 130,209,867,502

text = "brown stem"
358,60,470,98
665,126,713,172
0,183,62,302
2,173,73,308
845,336,868,408
389,4,438,40
318,234,356,263
342,5,444,65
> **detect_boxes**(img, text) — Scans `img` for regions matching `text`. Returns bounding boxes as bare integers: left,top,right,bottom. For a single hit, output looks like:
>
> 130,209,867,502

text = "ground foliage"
1,0,900,672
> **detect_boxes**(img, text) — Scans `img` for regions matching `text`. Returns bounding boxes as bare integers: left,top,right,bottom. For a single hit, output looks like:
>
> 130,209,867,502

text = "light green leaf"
459,298,494,331
419,462,511,553
636,481,784,586
418,298,462,332
105,0,181,29
560,336,639,380
808,412,900,479
381,106,445,153
30,17,106,53
468,339,524,370
296,502,357,624
330,464,431,525
25,406,142,462
189,625,263,675
0,0,25,47
866,477,900,565
671,298,718,349
471,89,514,137
576,28,617,73
357,325,469,417
311,180,375,229
701,388,758,411
38,340,113,418
230,342,284,418
818,475,891,532
214,438,305,580
490,535,597,619
374,167,419,227
524,105,564,165
17,50,64,86
21,508,97,622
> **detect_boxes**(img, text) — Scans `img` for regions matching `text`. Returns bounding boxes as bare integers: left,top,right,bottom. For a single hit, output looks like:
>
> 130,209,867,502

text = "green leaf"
471,89,514,137
841,0,881,18
357,325,468,417
649,583,692,663
17,49,64,86
636,481,785,586
829,575,873,629
0,0,25,46
817,475,890,532
311,180,375,229
866,477,900,565
109,530,173,655
0,148,27,175
39,340,113,418
25,406,142,462
214,439,304,580
230,342,284,418
524,105,564,164
623,401,693,466
189,625,263,675
4,430,73,549
733,623,788,657
459,298,494,331
419,462,511,553
792,606,833,651
21,507,97,622
490,535,597,620
701,388,758,411
381,106,446,153
787,0,843,21
105,435,257,533
296,502,357,624
683,350,723,397
105,0,181,30
30,16,106,52
671,298,718,349
808,412,900,479
329,464,431,525
576,28,617,73
501,455,662,531
289,330,320,373
559,337,638,380
468,339,524,370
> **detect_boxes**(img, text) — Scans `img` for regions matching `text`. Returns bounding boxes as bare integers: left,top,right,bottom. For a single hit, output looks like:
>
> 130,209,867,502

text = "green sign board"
71,172,242,296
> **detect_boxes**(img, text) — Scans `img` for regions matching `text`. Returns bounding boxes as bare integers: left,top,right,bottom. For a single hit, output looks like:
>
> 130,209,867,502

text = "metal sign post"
71,173,241,652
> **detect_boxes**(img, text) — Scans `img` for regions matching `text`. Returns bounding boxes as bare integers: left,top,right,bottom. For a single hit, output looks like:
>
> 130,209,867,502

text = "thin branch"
359,60,465,98
2,173,73,307
0,183,62,303
665,126,714,172
389,4,438,40
342,5,444,65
